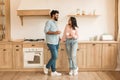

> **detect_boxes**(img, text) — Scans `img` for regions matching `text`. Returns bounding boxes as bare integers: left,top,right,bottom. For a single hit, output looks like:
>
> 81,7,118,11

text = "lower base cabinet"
55,43,118,71
13,43,23,69
86,44,102,69
0,42,117,71
0,43,12,68
102,44,118,70
77,44,86,69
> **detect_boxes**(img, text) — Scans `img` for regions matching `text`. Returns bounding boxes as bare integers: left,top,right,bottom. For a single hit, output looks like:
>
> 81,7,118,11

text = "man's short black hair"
50,10,59,17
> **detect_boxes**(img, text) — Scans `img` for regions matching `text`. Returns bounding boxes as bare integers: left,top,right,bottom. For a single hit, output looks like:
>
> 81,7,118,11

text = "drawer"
78,44,86,49
102,43,117,47
13,45,22,48
23,43,44,48
14,48,22,52
0,44,11,49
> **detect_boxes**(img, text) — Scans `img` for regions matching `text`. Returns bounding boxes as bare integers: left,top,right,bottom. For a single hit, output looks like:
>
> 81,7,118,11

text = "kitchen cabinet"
44,44,51,64
57,44,69,71
12,42,23,69
0,0,10,41
102,43,118,70
44,44,69,71
44,42,118,71
77,44,87,69
0,42,12,68
86,43,102,69
23,42,44,48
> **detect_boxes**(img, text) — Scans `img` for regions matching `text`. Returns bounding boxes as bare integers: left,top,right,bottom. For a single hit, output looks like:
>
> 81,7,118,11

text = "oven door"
23,48,43,68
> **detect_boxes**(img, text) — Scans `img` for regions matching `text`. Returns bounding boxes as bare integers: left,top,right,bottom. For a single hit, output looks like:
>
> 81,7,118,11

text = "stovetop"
24,39,45,42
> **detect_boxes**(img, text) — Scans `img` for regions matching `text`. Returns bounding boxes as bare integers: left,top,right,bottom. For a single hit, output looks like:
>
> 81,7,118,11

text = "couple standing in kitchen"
44,10,79,76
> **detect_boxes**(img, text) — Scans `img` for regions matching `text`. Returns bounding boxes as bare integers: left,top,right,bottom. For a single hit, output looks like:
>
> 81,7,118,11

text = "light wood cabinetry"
102,43,118,70
77,44,87,69
44,44,51,64
86,43,102,69
12,42,23,69
23,42,44,48
58,44,69,71
0,41,117,71
44,42,118,71
44,43,69,71
0,42,12,68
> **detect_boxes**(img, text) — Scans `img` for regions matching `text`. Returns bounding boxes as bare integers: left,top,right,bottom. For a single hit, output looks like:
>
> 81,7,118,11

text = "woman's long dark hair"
70,17,78,30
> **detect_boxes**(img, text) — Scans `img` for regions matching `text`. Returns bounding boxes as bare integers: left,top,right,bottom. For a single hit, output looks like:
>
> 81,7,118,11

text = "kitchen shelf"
67,14,99,17
17,9,50,25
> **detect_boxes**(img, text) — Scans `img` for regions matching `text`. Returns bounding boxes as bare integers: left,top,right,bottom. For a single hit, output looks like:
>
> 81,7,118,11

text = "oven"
23,39,44,68
23,48,44,68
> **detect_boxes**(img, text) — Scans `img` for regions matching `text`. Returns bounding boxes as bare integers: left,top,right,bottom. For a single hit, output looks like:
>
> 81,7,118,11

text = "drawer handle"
16,49,19,51
61,49,64,51
77,49,80,51
32,45,35,46
92,44,96,46
3,49,6,51
16,45,19,47
108,44,111,46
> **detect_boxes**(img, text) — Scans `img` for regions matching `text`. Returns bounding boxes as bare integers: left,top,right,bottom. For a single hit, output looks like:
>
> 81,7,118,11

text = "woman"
62,17,79,76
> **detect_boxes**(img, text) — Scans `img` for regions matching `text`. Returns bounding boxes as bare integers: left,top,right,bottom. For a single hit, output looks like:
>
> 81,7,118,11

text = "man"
44,10,62,76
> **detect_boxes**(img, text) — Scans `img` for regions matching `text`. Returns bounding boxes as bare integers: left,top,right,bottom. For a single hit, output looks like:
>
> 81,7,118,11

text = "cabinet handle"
3,49,6,51
32,45,35,46
16,45,19,47
108,44,111,46
61,49,64,51
77,49,80,51
92,44,96,46
16,49,19,51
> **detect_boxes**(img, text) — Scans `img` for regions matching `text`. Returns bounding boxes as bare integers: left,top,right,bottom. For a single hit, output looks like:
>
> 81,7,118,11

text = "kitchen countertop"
1,39,118,44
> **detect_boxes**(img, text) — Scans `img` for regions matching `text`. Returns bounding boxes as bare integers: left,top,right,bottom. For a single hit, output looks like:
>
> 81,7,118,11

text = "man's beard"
54,17,58,21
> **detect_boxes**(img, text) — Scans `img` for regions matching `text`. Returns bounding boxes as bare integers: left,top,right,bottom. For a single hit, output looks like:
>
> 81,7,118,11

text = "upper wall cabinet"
0,0,10,41
17,9,50,26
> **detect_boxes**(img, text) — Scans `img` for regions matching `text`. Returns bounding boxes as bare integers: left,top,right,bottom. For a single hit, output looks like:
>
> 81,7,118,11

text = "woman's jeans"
46,43,59,72
66,39,78,70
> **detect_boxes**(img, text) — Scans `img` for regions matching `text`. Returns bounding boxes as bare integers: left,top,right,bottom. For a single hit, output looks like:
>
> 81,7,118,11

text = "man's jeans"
66,39,78,70
46,43,59,72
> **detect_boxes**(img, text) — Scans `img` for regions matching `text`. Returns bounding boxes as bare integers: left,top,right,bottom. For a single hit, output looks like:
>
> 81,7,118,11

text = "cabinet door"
13,47,23,69
77,44,86,68
102,44,117,69
57,44,69,71
0,44,12,68
44,45,51,64
86,44,102,69
0,48,4,67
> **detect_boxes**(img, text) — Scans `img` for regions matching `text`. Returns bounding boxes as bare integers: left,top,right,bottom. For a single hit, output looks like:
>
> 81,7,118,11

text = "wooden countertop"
3,40,119,44
60,41,119,44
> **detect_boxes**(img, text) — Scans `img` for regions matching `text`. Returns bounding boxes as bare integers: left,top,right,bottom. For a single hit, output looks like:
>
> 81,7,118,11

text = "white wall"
10,0,115,40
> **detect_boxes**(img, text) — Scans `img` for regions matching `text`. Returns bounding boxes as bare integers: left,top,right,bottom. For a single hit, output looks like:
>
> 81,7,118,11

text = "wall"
10,0,115,41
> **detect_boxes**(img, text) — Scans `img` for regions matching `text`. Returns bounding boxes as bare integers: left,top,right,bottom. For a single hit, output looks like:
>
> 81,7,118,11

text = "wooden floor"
0,71,120,80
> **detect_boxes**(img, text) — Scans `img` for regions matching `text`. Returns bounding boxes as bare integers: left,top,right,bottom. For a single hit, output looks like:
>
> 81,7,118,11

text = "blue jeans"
66,39,78,70
46,43,59,72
